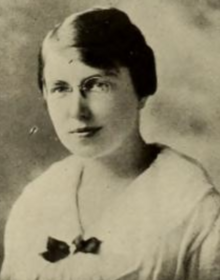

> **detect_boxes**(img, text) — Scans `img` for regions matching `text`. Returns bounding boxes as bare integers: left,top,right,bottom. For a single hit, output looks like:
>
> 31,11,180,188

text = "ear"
41,86,49,111
138,96,147,110
42,85,47,101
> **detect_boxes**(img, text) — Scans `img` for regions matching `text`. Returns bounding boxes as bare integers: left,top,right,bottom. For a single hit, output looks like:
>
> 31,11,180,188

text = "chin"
65,143,119,160
64,143,106,159
59,134,124,160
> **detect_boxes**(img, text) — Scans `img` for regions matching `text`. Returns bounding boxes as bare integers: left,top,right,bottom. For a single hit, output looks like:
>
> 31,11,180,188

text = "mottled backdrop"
0,0,220,267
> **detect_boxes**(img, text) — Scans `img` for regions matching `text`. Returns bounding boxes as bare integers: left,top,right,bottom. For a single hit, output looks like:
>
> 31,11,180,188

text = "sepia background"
0,0,220,267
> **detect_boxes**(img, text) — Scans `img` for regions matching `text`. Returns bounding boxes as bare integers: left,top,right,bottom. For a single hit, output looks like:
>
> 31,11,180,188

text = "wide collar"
25,147,214,246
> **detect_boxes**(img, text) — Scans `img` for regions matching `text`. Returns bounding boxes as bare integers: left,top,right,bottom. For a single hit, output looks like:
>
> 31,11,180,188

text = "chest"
77,177,134,232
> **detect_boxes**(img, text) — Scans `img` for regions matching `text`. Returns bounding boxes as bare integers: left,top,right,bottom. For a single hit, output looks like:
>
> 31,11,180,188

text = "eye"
49,82,72,96
81,77,112,95
51,86,71,93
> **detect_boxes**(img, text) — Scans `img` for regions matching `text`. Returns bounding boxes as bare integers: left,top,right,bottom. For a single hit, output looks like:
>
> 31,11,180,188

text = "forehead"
43,48,120,83
45,47,81,67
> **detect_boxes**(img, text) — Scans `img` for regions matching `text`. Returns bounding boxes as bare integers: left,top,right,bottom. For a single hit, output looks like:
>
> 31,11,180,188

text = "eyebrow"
52,80,69,86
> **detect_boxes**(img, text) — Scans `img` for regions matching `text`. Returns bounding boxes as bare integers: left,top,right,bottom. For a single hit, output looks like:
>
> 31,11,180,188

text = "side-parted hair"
38,7,157,98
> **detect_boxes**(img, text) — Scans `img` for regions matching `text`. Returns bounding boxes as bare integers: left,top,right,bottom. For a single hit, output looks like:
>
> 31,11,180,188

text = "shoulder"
151,144,214,194
132,145,220,262
4,155,83,241
1,156,83,279
1,156,84,279
156,144,210,179
14,155,82,208
133,144,220,232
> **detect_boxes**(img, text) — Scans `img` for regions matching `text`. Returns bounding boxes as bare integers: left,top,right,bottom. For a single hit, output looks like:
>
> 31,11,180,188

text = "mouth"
69,127,102,138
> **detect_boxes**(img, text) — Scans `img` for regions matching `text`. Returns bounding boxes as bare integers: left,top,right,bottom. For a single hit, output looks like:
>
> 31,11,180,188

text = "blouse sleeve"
187,214,220,280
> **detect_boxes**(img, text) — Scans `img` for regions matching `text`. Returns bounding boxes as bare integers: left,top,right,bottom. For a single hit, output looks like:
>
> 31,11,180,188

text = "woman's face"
43,48,144,159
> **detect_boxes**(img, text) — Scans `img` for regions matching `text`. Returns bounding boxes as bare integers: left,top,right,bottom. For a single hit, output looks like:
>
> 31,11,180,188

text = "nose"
68,90,91,121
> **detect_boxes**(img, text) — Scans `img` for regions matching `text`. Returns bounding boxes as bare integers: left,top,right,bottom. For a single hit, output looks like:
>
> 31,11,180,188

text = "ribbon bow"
41,235,102,263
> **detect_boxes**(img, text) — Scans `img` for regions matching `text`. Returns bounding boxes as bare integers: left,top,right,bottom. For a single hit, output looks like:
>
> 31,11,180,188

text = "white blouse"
1,147,220,280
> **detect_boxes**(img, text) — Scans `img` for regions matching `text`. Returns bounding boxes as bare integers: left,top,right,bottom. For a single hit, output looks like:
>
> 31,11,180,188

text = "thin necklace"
75,168,85,236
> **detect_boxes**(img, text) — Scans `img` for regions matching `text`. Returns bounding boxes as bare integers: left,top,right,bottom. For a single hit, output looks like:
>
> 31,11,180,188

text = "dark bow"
41,236,102,263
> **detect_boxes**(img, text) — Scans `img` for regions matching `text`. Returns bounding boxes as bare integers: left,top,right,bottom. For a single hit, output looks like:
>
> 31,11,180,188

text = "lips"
69,126,102,138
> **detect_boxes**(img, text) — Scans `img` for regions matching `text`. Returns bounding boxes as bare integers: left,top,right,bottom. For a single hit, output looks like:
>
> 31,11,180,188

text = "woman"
1,6,220,280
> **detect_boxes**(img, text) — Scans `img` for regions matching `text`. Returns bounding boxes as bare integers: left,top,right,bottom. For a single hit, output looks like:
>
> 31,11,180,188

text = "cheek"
109,94,139,123
91,90,138,121
113,107,138,132
100,100,139,137
47,100,66,128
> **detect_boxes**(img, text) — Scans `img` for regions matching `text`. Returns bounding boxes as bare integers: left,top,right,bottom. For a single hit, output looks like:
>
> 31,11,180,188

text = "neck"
81,131,155,185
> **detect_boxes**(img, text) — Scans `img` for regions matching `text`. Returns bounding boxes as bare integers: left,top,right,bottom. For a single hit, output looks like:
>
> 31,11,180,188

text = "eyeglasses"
48,76,113,98
81,76,113,96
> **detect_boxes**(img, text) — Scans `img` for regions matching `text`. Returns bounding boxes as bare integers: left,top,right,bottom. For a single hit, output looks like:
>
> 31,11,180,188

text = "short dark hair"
38,7,157,98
